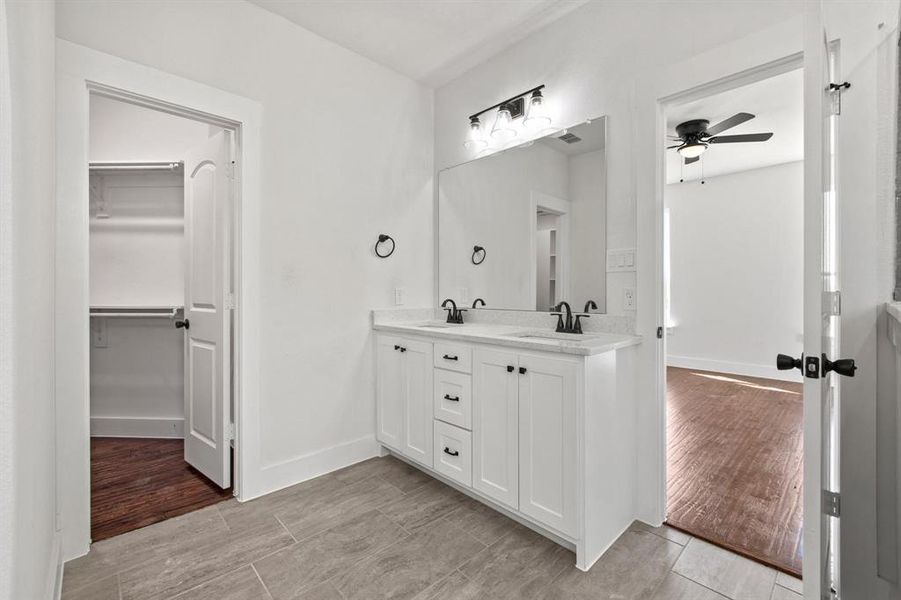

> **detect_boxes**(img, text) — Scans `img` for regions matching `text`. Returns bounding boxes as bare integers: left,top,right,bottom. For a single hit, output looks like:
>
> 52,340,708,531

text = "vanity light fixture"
464,116,488,150
490,104,517,142
465,85,549,150
523,89,551,130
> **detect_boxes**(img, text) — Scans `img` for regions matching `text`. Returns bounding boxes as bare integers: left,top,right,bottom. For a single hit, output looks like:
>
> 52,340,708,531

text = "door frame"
529,190,571,309
652,50,805,526
55,40,262,561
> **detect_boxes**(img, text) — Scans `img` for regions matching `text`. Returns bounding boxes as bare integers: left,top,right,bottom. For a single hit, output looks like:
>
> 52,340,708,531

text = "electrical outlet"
394,287,405,306
92,319,108,348
623,287,636,310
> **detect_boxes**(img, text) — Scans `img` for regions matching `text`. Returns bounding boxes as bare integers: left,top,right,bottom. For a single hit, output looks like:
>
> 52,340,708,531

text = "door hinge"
823,290,841,317
823,489,841,517
828,81,851,115
227,160,237,180
656,326,663,339
225,293,237,310
226,422,236,442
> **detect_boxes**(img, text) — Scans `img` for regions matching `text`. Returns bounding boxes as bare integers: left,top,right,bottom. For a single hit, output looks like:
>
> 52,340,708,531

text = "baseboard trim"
667,355,802,383
46,534,62,600
90,417,184,438
246,435,380,501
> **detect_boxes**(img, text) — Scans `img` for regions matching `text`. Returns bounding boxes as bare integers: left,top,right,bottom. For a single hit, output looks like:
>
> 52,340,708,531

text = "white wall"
1,0,60,598
665,161,803,381
88,98,220,438
569,148,607,312
56,0,434,558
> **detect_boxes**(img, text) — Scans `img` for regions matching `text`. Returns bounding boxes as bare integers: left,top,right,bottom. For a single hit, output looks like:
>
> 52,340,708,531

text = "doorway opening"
87,92,238,541
661,65,805,576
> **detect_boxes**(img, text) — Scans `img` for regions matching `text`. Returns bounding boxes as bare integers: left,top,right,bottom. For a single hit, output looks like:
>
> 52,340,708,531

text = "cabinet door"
518,354,578,536
402,338,434,467
376,335,405,452
472,348,519,509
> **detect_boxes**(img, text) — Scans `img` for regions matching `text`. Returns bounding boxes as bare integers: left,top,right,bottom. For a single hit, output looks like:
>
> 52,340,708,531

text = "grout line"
251,564,275,600
274,514,298,543
665,571,731,599
375,506,414,537
214,503,232,532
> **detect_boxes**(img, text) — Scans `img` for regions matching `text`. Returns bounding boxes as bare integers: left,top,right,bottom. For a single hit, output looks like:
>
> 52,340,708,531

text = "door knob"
823,355,857,377
776,353,802,372
175,319,190,330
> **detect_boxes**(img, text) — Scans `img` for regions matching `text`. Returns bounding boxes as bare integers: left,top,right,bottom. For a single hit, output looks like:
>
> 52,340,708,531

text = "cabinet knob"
519,367,527,375
506,365,514,373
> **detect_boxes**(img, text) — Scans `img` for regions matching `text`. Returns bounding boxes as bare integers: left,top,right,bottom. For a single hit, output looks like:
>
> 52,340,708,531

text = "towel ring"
375,234,395,258
472,245,486,265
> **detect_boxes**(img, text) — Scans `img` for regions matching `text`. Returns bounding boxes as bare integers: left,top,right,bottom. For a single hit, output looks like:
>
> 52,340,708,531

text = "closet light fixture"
464,84,549,150
463,116,488,150
523,90,551,130
677,142,708,159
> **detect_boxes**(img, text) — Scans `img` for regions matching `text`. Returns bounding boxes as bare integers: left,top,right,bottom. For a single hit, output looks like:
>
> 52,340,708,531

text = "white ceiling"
666,68,803,184
247,0,589,87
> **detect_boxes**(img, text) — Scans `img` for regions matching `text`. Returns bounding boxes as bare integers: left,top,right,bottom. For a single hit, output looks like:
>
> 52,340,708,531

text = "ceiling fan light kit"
667,112,774,173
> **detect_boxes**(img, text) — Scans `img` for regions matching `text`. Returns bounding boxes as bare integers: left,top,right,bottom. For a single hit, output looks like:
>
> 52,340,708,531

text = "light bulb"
463,116,488,150
677,142,708,159
523,90,551,130
491,104,517,142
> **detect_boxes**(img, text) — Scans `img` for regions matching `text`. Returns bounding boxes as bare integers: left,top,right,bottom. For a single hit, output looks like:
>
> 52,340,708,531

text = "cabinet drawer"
434,342,472,373
434,421,472,487
434,370,472,430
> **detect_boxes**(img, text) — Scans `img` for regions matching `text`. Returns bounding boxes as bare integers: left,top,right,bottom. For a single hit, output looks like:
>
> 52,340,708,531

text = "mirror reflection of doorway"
536,209,562,311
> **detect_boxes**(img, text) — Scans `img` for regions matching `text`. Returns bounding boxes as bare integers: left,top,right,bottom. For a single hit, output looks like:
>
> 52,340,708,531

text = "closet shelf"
90,305,183,318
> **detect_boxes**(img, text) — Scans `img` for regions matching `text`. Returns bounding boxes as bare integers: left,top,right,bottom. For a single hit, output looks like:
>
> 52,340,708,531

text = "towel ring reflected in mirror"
375,234,395,258
471,245,486,265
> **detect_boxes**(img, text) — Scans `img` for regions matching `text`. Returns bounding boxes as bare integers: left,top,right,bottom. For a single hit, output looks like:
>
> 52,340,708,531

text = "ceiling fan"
668,112,773,164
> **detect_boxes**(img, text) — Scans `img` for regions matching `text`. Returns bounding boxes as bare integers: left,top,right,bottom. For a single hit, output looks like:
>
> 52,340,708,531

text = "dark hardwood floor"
666,367,804,577
91,438,232,542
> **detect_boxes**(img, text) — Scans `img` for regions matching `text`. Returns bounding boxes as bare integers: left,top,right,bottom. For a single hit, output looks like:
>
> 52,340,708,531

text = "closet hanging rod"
89,306,182,318
89,161,183,172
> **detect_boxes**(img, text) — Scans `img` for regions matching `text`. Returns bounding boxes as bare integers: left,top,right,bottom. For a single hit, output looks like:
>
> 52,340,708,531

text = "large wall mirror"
439,117,608,313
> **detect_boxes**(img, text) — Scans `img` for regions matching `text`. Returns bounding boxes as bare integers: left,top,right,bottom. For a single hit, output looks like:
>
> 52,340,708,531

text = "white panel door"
518,354,578,536
472,348,519,509
376,335,405,452
402,338,434,467
183,130,231,488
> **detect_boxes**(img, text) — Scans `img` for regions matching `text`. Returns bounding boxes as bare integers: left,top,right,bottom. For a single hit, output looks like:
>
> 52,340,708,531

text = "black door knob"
823,355,857,377
175,319,190,330
776,353,802,372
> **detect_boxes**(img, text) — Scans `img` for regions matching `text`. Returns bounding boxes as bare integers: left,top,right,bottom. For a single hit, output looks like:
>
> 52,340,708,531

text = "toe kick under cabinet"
375,332,636,572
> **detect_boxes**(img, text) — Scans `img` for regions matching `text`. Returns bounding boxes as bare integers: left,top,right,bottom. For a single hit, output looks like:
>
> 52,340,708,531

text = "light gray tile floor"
63,455,803,600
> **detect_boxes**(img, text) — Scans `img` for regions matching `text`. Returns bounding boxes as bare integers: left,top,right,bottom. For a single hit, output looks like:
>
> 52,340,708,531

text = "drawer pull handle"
443,447,459,457
443,354,459,361
443,394,460,402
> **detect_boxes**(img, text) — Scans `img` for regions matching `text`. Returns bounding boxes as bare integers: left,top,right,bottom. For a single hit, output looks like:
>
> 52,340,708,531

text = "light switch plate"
607,248,636,272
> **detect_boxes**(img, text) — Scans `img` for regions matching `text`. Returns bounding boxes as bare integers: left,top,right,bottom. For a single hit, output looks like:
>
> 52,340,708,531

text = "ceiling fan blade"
708,132,774,144
705,112,755,136
667,144,683,149
684,156,700,165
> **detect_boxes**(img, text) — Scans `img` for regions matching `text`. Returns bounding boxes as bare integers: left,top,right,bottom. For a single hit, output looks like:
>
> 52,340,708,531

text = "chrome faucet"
441,298,466,324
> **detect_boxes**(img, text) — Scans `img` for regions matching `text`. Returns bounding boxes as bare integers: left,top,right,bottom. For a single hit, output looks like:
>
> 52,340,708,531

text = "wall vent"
558,132,582,144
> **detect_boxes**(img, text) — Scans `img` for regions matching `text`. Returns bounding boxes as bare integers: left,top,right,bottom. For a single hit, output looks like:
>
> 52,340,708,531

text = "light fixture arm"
468,84,545,121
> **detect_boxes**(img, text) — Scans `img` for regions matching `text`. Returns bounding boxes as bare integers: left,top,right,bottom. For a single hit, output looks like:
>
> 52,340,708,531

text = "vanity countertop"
373,320,642,356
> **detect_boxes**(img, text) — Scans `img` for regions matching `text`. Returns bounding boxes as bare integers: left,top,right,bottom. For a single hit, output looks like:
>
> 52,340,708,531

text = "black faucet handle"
551,312,565,333
573,313,590,335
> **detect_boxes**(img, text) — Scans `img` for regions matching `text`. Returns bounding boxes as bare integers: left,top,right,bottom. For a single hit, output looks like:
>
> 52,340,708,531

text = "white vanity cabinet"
374,325,638,573
375,335,433,468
